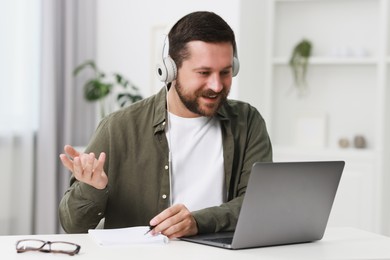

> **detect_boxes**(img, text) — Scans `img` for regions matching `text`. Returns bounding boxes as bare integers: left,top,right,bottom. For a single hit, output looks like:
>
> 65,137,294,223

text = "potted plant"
289,39,312,95
73,60,143,118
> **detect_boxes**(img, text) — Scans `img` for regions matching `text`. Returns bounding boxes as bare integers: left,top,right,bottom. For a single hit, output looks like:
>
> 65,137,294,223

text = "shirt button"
162,122,166,126
162,194,167,199
97,212,103,216
164,165,169,170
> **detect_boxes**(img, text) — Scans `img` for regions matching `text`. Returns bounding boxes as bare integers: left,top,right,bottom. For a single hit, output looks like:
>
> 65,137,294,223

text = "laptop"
180,161,345,249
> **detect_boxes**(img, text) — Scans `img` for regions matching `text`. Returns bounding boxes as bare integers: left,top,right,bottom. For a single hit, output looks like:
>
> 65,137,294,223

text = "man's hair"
168,11,237,69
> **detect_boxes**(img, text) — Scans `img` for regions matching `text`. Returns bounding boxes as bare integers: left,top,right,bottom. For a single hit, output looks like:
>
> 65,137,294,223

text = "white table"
1,227,390,259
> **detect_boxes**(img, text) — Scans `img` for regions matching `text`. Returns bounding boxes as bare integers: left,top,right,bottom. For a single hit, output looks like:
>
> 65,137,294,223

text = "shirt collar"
152,87,168,133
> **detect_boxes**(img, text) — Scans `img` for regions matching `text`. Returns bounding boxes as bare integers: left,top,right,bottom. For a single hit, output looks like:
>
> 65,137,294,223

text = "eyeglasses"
16,239,81,256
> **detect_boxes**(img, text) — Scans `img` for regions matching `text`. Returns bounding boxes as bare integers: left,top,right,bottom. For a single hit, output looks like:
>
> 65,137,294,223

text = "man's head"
166,11,238,118
168,11,237,70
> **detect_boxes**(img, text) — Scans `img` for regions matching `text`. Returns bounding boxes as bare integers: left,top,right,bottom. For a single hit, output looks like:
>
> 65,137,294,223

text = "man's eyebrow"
222,65,233,70
193,66,211,71
193,65,232,71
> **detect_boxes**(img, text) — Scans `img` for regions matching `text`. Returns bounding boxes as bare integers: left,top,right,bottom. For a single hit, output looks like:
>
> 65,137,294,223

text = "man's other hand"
149,204,198,239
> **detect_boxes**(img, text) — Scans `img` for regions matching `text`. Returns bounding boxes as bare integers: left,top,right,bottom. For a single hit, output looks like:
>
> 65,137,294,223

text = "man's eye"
198,71,210,76
221,70,231,76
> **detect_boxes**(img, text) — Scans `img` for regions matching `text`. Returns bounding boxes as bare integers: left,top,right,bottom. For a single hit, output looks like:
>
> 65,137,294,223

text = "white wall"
96,0,241,99
95,0,390,236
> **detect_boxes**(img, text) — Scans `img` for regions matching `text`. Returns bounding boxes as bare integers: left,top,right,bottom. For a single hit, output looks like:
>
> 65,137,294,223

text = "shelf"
273,57,378,65
264,0,389,236
273,0,379,6
273,145,377,163
273,0,362,2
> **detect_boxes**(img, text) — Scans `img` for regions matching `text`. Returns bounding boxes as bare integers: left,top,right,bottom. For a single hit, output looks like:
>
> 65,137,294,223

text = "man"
59,11,272,239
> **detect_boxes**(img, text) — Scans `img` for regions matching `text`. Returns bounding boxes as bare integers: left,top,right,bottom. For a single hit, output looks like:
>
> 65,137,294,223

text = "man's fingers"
163,217,195,238
60,146,108,190
94,152,106,173
150,204,181,227
64,145,80,158
73,156,86,179
160,208,192,236
149,204,198,238
159,219,184,237
59,154,74,172
83,153,95,175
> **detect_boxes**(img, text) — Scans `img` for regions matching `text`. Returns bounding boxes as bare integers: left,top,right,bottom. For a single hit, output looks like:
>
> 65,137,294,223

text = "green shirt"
59,88,272,234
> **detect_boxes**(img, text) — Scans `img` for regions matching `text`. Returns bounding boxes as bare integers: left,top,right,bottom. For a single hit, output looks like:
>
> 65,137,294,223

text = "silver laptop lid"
231,161,344,249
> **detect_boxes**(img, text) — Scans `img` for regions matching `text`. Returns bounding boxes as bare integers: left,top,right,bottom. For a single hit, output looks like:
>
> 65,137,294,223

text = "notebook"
180,161,345,249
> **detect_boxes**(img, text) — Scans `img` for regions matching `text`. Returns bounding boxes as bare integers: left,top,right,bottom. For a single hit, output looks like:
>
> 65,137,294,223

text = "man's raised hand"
59,145,108,190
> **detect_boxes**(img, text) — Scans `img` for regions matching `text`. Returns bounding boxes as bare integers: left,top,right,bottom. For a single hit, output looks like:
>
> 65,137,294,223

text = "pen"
144,225,156,235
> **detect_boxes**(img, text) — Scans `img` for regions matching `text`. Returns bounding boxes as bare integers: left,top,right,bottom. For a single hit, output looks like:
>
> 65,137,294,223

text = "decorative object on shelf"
74,60,143,118
289,39,312,95
354,135,366,149
338,137,350,149
329,45,369,58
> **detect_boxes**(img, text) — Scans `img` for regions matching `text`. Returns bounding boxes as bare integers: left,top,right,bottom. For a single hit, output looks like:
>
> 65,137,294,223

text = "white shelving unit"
273,57,378,65
263,0,390,234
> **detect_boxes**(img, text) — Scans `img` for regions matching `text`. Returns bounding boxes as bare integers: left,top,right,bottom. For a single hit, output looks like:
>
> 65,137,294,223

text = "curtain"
35,0,97,234
0,0,97,235
0,0,40,235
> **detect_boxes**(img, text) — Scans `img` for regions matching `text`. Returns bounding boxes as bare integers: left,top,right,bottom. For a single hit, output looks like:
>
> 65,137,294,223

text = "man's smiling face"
169,41,234,118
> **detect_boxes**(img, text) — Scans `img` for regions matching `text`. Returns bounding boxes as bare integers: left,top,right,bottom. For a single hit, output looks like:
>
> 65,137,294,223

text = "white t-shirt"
166,112,225,211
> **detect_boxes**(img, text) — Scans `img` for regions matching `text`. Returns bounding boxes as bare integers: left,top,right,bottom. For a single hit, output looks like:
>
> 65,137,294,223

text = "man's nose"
208,73,223,93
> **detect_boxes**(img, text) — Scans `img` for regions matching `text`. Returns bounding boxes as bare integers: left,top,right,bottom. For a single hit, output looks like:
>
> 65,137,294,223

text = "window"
0,0,40,133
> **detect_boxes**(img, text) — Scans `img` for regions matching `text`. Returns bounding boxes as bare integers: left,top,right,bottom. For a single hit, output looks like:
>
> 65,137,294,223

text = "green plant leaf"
113,73,130,88
289,39,312,89
84,79,112,101
117,93,143,107
114,73,122,83
74,59,143,116
73,60,97,76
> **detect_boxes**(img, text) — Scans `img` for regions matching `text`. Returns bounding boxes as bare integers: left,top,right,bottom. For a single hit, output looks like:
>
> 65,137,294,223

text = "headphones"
156,36,240,83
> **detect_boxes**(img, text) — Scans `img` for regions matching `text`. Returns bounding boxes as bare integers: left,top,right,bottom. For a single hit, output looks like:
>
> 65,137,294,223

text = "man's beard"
175,78,229,117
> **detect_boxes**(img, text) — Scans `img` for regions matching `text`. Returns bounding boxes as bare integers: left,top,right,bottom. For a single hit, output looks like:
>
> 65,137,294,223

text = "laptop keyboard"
204,237,233,244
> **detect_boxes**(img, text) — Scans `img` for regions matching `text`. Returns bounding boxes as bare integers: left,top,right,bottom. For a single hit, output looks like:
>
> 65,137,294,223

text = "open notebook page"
89,226,169,246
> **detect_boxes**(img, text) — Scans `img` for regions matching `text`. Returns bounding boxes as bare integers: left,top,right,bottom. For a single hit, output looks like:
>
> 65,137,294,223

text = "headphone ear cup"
164,56,177,82
156,61,167,82
156,56,177,83
232,56,240,77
